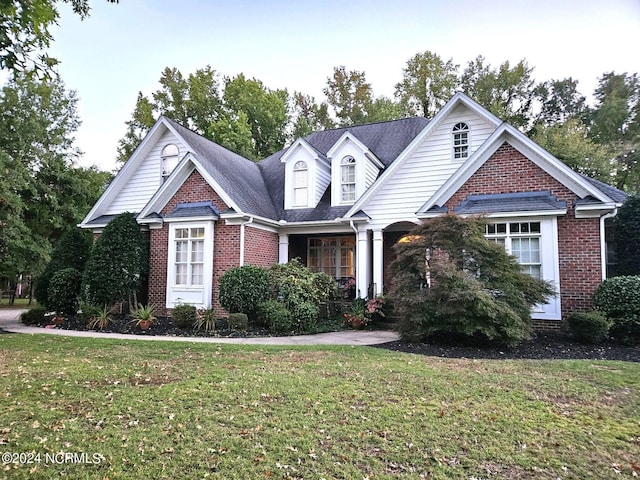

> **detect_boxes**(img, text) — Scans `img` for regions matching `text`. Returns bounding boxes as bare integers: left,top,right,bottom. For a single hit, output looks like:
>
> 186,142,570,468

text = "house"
80,92,626,327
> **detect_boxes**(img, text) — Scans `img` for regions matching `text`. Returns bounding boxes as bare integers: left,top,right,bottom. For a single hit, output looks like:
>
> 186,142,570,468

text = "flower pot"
53,316,65,325
138,320,152,330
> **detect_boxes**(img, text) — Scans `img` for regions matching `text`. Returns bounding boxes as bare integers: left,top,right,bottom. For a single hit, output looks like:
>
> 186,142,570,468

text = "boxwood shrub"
567,311,611,344
593,275,640,343
219,265,270,320
171,303,196,329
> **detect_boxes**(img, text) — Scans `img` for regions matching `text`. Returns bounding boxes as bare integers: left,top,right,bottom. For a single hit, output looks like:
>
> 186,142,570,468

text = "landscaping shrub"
258,299,293,333
388,215,556,347
228,313,248,330
82,212,148,307
593,275,640,343
34,228,92,308
171,303,197,329
20,306,47,325
47,268,83,314
614,194,640,275
292,301,320,331
218,265,270,320
567,311,611,344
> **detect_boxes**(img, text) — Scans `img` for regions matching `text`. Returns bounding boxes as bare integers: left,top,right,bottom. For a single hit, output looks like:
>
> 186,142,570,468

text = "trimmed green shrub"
228,313,248,330
259,300,293,333
293,301,320,331
21,306,47,325
218,265,270,319
34,228,92,308
389,215,556,347
614,195,640,275
47,268,83,314
567,311,611,344
82,212,148,307
593,275,640,343
171,304,197,329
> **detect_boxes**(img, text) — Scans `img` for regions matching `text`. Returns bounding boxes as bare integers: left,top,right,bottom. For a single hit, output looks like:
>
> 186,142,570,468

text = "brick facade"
444,142,602,320
243,226,279,268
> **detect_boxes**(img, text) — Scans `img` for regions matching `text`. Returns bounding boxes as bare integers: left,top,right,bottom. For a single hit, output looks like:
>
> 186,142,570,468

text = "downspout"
239,216,254,266
600,210,617,281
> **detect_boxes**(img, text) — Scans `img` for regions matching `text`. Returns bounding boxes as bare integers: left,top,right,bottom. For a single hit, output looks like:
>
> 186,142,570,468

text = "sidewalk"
0,309,399,346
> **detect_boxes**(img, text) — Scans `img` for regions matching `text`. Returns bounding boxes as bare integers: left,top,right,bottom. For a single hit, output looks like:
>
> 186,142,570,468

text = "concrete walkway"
0,309,399,346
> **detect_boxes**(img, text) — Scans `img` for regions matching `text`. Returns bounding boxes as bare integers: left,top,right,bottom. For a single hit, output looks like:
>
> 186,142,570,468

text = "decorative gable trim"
326,132,384,169
343,92,502,218
281,138,330,210
417,124,615,215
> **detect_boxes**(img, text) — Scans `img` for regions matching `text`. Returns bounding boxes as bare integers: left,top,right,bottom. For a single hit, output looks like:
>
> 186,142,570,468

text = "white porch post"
278,233,289,264
356,230,370,298
372,229,384,297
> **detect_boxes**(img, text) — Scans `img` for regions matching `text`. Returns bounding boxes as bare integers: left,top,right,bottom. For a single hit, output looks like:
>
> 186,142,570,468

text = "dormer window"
293,161,308,207
452,122,469,159
341,156,356,203
161,144,180,177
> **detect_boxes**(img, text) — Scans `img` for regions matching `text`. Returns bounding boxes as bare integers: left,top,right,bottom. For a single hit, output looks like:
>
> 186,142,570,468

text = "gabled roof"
259,117,429,222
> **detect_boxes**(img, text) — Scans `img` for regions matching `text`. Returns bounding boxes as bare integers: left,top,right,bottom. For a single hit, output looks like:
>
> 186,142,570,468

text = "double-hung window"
485,221,542,278
452,122,469,159
340,156,356,203
293,161,308,207
174,227,205,286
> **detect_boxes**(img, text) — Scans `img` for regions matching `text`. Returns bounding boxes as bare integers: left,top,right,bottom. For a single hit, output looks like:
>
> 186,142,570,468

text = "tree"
116,92,156,163
533,78,587,128
587,72,640,191
395,50,459,117
323,66,374,126
0,0,118,75
0,74,106,301
460,56,536,129
614,195,640,276
290,92,333,138
82,212,148,307
388,215,555,347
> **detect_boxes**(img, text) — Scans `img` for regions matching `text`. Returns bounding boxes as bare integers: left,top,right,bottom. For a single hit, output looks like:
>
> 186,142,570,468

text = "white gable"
105,129,186,215
360,103,496,229
281,140,330,209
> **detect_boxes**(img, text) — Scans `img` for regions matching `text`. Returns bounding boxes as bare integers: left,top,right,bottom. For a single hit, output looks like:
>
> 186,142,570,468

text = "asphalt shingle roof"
454,191,567,214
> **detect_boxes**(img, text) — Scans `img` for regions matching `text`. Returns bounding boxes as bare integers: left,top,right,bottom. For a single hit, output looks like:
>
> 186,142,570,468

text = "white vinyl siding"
107,130,185,215
362,105,495,229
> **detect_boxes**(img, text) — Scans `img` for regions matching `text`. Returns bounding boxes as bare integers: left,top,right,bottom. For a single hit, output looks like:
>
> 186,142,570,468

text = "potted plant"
52,314,66,325
87,305,113,330
130,303,157,330
343,298,369,329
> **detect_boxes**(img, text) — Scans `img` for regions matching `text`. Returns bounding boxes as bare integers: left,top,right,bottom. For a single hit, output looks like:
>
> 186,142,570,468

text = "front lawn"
0,334,638,479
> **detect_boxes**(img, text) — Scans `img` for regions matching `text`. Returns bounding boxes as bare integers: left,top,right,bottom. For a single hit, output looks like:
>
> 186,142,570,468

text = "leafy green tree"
222,74,289,160
290,92,333,138
389,215,555,347
460,56,536,129
0,74,106,302
34,228,93,307
116,92,156,163
614,194,640,276
0,0,118,74
587,72,640,191
82,212,148,307
395,50,459,117
533,78,587,128
323,66,374,126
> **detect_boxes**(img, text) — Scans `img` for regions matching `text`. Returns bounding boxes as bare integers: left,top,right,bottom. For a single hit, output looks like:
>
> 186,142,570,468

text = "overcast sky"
45,0,640,172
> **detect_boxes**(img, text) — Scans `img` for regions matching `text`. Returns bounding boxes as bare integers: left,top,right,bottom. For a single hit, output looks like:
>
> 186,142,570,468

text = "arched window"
452,122,469,159
293,161,308,207
161,144,180,177
340,156,356,203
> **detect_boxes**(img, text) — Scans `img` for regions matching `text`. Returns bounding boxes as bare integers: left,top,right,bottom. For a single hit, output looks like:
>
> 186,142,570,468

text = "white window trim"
307,236,356,279
292,161,309,208
166,221,214,309
340,156,356,205
485,216,561,320
452,122,470,160
161,144,180,178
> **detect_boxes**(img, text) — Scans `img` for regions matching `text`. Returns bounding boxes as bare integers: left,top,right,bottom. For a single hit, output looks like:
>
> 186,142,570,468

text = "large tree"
323,66,374,126
460,56,536,129
395,50,459,118
0,74,109,301
0,0,118,74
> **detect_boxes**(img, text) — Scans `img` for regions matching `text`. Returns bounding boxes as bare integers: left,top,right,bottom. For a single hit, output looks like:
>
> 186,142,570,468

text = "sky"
42,0,640,172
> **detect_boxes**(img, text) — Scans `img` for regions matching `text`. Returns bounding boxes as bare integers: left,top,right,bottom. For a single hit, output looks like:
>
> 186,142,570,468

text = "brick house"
80,93,626,325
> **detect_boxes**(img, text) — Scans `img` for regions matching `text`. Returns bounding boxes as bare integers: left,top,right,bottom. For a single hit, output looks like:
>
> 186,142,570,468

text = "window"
340,156,356,203
161,144,180,177
486,221,542,278
293,161,308,207
452,122,469,159
174,227,205,286
308,237,355,278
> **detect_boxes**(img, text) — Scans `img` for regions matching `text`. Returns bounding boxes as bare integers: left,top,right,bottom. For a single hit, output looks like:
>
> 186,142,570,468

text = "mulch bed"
373,333,640,362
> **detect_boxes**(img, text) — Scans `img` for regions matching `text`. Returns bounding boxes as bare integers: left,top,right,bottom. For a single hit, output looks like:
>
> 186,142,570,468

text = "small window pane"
496,223,507,234
191,228,205,239
191,264,203,286
175,264,187,285
510,223,520,233
175,241,188,263
175,228,188,239
530,222,541,233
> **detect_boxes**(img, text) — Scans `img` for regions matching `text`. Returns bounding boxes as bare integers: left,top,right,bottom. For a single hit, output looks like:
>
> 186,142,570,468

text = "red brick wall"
244,226,279,268
444,142,602,319
148,170,241,317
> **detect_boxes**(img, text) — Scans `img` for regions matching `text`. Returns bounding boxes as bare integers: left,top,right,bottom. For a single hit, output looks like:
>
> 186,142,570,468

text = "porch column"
278,233,289,264
356,230,370,298
372,229,384,297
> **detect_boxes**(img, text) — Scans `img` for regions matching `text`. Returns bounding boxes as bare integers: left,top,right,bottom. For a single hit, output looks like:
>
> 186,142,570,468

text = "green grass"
0,298,33,308
0,334,639,479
